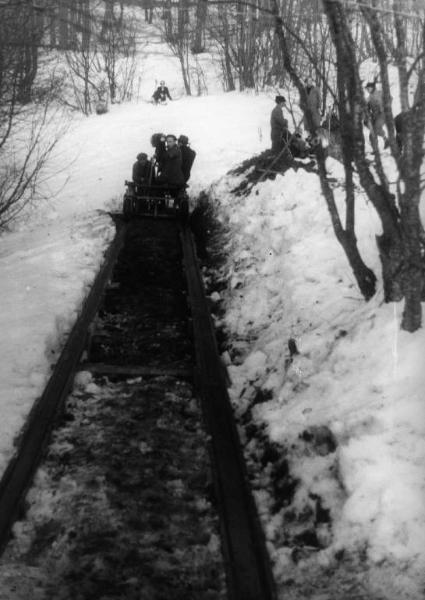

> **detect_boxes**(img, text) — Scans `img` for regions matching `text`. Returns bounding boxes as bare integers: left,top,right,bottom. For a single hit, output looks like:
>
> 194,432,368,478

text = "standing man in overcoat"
365,82,389,148
302,77,321,136
270,95,289,154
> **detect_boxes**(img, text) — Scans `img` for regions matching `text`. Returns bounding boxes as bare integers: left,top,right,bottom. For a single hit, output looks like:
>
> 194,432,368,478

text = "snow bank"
0,212,114,469
209,154,425,598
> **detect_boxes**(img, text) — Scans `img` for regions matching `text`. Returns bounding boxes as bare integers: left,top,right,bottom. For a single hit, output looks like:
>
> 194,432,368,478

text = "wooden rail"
0,220,127,552
180,224,277,600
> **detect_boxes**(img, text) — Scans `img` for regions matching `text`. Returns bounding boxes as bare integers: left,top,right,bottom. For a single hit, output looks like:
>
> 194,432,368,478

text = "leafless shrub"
0,98,68,229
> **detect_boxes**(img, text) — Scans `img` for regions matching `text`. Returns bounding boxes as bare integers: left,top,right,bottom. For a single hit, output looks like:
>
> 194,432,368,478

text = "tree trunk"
18,44,38,104
242,3,256,89
271,0,377,300
316,146,377,300
344,233,377,299
223,44,235,91
193,0,207,53
221,9,235,91
375,232,404,301
81,0,91,52
163,0,172,39
49,3,57,48
59,0,69,49
144,0,153,24
179,51,191,95
400,191,424,331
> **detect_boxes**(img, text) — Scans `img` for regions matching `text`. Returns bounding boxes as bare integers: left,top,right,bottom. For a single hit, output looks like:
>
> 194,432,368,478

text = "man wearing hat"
178,135,197,183
270,95,289,154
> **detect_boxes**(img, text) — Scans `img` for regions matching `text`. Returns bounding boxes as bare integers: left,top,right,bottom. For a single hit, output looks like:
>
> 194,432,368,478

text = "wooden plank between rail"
79,362,193,379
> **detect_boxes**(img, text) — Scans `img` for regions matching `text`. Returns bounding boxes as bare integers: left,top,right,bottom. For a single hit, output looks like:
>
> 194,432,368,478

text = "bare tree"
271,0,377,301
59,1,140,112
142,0,154,24
271,0,425,330
0,2,67,228
356,0,425,331
98,2,138,103
158,0,193,94
64,44,100,114
192,0,208,54
0,101,66,229
208,4,236,91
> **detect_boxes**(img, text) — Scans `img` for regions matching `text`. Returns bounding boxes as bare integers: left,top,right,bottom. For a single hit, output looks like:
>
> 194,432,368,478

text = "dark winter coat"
132,160,152,185
156,146,185,186
303,85,321,133
322,109,340,133
151,134,167,172
289,133,309,158
179,145,196,182
366,89,385,138
367,89,384,121
270,104,289,152
153,85,172,102
394,112,404,150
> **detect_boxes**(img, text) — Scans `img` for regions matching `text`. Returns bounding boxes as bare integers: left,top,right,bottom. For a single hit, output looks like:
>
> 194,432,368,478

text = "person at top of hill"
270,95,289,154
365,81,389,148
302,77,321,136
178,135,196,182
152,81,172,104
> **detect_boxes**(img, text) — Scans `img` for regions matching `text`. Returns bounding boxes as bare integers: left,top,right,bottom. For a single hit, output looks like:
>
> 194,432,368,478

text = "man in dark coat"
365,82,389,148
394,111,406,151
150,132,167,176
289,130,310,158
152,80,172,104
178,135,196,182
393,105,421,152
302,78,321,135
132,153,152,186
156,134,185,190
270,95,289,154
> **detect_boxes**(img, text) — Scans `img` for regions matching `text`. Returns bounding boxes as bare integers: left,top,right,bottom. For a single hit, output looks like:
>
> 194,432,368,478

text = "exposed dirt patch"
229,150,317,196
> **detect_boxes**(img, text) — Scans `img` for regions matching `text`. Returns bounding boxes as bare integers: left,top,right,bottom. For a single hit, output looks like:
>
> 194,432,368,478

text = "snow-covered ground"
1,20,424,600
208,159,425,598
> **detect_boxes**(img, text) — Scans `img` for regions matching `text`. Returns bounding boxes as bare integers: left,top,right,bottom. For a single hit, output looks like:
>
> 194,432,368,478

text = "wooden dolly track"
0,214,277,600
